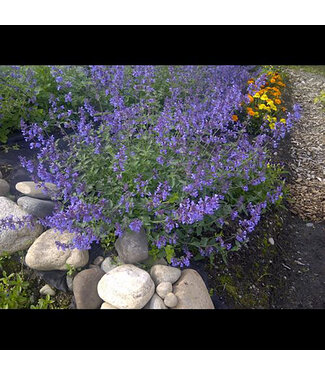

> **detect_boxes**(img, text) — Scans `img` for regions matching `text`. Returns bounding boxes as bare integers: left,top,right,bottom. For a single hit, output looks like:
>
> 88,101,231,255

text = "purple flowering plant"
1,65,301,266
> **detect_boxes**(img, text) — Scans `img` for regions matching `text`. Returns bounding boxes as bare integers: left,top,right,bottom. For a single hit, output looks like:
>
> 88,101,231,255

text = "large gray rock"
97,264,155,309
144,293,167,309
73,268,105,309
0,179,10,196
25,228,89,271
15,181,57,200
150,265,181,286
17,196,56,218
171,269,215,309
0,197,43,255
115,228,149,264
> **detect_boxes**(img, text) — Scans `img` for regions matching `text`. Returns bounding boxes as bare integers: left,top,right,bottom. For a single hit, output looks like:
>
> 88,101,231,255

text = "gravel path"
283,68,325,221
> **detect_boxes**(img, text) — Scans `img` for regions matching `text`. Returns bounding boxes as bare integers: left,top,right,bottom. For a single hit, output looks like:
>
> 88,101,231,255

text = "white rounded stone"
40,284,56,296
164,292,178,308
156,281,173,299
97,264,155,309
15,181,58,200
0,197,43,255
25,228,89,271
144,293,167,309
150,265,181,285
101,302,118,309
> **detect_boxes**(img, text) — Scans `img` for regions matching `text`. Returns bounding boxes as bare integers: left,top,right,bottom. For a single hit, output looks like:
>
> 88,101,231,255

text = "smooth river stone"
0,197,43,256
150,265,181,286
15,181,58,200
73,268,105,309
156,281,173,299
0,179,10,196
171,269,215,309
17,196,56,218
97,264,155,309
25,228,89,271
115,228,149,264
144,293,167,309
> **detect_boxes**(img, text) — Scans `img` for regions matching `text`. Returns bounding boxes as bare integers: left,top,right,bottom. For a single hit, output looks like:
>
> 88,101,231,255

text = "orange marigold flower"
282,106,287,112
275,98,281,104
270,78,276,83
247,79,254,84
247,94,254,103
232,115,238,122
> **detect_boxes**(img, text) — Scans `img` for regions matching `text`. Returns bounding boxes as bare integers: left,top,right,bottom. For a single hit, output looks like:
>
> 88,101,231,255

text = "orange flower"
247,79,254,84
274,98,281,104
282,106,287,112
232,115,238,122
270,78,276,83
247,94,254,103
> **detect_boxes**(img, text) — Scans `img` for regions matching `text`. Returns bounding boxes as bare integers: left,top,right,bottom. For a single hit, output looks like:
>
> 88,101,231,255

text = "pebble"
39,284,56,296
66,275,74,291
101,256,118,273
268,237,275,245
164,292,178,308
144,293,167,309
25,228,89,271
101,302,118,309
97,264,155,309
115,228,149,264
93,256,104,266
0,179,10,196
150,265,181,286
0,170,2,178
15,181,57,200
156,281,173,299
17,196,56,218
306,223,314,227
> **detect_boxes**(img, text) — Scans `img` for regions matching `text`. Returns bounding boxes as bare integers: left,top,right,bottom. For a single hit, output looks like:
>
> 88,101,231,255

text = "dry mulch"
282,68,325,222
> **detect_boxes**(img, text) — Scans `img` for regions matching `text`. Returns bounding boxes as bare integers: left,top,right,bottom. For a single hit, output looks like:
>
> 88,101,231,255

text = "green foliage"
0,252,55,309
314,91,325,108
0,271,30,309
30,294,55,309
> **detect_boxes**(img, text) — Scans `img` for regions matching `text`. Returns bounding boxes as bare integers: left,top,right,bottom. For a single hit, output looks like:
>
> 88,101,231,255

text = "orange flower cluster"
232,70,288,130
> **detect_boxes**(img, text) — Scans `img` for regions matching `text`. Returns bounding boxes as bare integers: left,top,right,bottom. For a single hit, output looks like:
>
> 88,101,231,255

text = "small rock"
156,281,173,299
171,269,215,309
0,179,10,196
0,170,2,179
150,265,181,285
306,223,314,227
164,292,178,308
73,268,105,309
101,302,118,309
25,228,89,271
15,181,58,200
97,264,155,309
268,237,275,245
66,275,74,292
89,264,100,269
39,284,56,296
144,293,167,309
93,256,104,266
0,197,43,256
115,228,149,264
101,256,118,273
